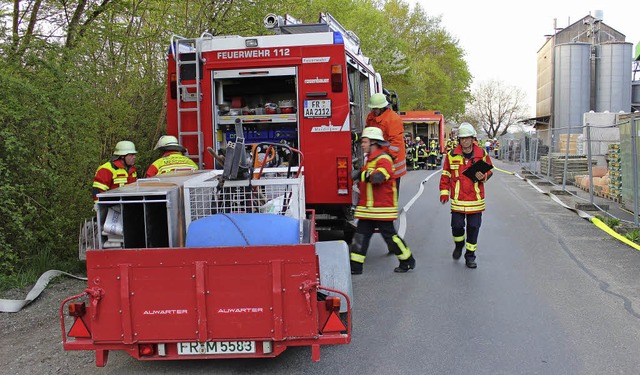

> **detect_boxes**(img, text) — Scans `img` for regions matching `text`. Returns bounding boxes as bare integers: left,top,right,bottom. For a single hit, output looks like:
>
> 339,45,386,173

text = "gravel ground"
0,277,95,375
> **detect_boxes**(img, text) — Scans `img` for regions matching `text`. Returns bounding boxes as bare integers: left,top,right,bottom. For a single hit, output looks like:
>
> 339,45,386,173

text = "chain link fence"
508,114,640,227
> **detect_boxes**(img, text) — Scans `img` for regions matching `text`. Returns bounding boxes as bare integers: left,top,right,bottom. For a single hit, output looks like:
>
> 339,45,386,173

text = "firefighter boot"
394,255,416,273
465,257,477,269
452,242,464,260
350,234,366,274
464,242,477,268
350,261,363,275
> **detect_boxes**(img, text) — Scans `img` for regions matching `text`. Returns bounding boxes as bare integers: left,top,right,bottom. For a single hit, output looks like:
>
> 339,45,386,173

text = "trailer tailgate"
86,245,319,343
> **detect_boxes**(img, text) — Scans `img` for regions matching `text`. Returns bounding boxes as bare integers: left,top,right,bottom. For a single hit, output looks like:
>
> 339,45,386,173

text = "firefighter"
146,135,198,177
412,137,422,170
439,123,493,269
366,93,406,190
92,141,138,202
350,127,416,274
493,138,500,159
416,137,428,169
428,138,439,170
404,136,415,171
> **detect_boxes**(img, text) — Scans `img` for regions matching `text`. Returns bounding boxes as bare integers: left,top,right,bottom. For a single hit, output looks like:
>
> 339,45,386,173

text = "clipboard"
462,160,493,182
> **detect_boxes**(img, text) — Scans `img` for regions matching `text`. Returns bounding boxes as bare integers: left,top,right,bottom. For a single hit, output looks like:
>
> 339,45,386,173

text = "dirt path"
1,277,94,375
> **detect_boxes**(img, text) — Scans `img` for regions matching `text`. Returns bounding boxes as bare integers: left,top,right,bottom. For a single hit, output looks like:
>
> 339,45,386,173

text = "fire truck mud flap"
315,241,353,313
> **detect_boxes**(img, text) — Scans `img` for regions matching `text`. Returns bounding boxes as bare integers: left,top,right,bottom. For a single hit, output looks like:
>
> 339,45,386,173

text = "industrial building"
532,10,637,146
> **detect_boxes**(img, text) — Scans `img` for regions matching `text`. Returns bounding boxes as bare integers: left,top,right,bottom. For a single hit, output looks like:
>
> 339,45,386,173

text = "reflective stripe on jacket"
366,108,406,178
92,159,137,202
439,144,492,214
146,151,198,177
354,149,398,221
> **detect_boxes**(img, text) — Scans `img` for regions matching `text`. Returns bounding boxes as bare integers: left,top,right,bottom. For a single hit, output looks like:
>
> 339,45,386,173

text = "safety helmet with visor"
368,93,390,109
155,135,186,152
457,123,477,138
361,127,390,146
113,141,137,156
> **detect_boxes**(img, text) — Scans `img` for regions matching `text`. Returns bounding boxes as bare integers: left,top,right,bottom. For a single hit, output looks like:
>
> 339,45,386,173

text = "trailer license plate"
303,100,331,118
177,341,256,355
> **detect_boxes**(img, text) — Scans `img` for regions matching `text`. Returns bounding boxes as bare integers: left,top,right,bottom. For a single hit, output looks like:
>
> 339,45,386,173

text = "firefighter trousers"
350,219,412,271
451,212,482,260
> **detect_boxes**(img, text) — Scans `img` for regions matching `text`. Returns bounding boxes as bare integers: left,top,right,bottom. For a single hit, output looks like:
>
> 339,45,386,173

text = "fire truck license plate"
177,341,256,355
303,100,331,118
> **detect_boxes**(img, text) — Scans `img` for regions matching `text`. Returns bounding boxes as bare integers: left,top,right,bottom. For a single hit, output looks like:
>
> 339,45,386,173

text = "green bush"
625,229,640,244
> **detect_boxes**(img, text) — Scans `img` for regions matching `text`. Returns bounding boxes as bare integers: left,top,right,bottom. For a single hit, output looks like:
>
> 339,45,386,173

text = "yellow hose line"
492,166,514,175
590,217,640,251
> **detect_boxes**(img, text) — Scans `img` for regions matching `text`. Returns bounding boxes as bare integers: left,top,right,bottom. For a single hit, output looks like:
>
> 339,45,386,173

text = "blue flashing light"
333,31,344,45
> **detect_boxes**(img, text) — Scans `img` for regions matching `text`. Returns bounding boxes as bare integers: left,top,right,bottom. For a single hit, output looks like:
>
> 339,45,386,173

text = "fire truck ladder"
171,35,204,168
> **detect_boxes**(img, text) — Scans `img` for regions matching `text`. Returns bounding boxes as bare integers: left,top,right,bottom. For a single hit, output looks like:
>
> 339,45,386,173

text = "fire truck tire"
315,241,353,313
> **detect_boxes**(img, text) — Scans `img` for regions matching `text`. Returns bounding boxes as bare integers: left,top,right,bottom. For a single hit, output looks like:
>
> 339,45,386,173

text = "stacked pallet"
558,134,581,155
540,154,596,183
607,143,622,201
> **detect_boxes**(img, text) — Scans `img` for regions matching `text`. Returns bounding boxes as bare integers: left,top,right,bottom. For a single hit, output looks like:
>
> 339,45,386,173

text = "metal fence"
508,115,640,227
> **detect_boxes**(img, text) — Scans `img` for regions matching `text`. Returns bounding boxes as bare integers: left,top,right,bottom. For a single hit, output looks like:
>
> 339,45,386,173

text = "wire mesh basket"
183,167,305,228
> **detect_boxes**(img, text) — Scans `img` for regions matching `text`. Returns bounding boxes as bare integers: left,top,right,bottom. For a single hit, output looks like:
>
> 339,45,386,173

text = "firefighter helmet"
155,135,186,152
457,123,477,138
368,93,389,109
113,141,137,156
362,127,390,146
415,136,421,141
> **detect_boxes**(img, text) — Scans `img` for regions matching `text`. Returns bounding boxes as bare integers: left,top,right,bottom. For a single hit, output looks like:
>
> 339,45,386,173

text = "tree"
379,0,471,119
465,79,529,139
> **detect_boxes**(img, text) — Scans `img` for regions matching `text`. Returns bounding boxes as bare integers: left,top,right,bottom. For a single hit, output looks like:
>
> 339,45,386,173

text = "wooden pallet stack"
540,154,596,183
607,143,622,202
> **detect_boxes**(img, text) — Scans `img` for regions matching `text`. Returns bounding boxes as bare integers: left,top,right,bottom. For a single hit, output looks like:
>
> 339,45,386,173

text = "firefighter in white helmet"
92,140,138,202
350,127,416,274
145,135,198,177
439,122,493,268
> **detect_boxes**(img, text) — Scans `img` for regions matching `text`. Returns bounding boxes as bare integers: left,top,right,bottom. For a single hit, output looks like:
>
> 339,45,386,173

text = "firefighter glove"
369,171,385,184
440,195,449,204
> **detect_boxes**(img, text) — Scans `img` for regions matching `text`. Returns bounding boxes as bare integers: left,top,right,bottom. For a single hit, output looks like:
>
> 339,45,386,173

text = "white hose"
0,270,87,313
397,171,441,238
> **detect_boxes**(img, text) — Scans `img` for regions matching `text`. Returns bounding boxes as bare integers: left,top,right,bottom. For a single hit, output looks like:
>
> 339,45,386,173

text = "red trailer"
61,164,353,366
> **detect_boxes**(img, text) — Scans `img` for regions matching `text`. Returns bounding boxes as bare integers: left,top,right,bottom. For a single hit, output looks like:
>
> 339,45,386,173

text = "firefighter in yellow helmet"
365,93,407,189
428,138,439,170
350,127,416,274
92,141,138,202
145,135,198,177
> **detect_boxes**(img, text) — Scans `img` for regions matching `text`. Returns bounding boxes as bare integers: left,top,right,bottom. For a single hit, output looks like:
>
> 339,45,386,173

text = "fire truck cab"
166,13,387,237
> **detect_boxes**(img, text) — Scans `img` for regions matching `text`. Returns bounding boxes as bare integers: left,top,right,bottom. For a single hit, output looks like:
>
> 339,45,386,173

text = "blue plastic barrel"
186,213,300,247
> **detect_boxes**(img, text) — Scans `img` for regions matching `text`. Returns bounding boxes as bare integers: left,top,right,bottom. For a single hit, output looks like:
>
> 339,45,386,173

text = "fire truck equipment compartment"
185,213,300,247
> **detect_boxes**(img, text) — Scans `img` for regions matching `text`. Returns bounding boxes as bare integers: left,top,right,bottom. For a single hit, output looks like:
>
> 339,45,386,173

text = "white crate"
183,167,305,229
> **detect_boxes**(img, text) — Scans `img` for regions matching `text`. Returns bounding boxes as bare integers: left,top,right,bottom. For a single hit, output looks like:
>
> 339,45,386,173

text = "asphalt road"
4,159,640,374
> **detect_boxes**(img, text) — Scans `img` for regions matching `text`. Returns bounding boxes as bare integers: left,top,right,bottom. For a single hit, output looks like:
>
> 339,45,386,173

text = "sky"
410,0,639,117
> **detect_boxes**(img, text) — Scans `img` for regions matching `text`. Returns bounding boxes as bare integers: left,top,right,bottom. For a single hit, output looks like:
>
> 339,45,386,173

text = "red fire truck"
165,13,391,236
399,110,446,154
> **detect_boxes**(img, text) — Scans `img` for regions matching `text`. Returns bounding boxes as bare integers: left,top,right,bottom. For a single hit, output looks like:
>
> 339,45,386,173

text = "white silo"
595,42,633,113
554,43,591,133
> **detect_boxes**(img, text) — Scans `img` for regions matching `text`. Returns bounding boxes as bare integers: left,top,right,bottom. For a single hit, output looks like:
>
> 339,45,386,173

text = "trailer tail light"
139,344,156,357
325,296,341,311
321,296,346,334
337,157,348,195
331,65,343,92
68,302,86,317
